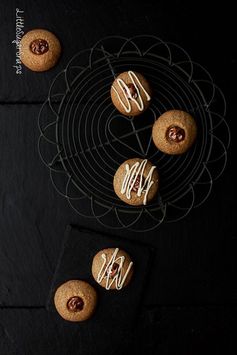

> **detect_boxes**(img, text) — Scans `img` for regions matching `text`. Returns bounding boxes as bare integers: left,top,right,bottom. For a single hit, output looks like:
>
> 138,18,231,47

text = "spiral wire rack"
38,35,230,231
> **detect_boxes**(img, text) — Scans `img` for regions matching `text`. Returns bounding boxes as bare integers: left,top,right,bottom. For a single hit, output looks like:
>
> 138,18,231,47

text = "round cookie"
152,110,197,155
20,29,61,72
111,71,152,116
113,158,159,206
92,248,134,290
54,280,97,322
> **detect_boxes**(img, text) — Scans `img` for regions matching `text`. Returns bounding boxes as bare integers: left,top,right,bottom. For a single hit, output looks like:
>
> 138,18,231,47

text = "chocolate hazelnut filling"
30,39,49,55
67,296,84,312
124,83,138,99
166,126,185,143
107,263,119,278
131,175,143,192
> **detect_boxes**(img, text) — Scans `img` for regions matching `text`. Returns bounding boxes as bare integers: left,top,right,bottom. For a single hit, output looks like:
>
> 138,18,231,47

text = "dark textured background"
0,0,236,354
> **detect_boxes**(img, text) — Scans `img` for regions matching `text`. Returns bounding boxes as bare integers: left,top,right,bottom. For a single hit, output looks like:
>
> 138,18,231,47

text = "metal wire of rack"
38,35,230,231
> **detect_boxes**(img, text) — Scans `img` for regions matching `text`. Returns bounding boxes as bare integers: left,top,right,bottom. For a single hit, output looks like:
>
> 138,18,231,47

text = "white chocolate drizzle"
97,248,133,290
112,71,151,113
121,159,156,205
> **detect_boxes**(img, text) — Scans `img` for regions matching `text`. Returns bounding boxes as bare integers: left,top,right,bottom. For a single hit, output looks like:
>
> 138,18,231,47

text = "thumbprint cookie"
152,110,197,154
92,248,133,290
20,29,61,72
54,280,97,322
111,71,152,116
113,158,159,206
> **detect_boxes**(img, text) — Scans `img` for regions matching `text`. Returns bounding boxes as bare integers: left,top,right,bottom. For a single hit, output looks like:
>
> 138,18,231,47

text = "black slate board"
47,225,152,331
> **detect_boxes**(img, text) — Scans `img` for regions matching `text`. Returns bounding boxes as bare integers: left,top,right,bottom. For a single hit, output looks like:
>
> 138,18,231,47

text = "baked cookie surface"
111,71,152,116
54,280,97,322
152,110,197,154
92,248,133,290
20,29,61,72
113,158,159,206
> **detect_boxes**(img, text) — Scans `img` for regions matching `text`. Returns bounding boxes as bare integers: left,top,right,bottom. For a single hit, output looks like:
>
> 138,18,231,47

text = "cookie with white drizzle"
113,158,159,206
111,71,152,116
92,248,134,290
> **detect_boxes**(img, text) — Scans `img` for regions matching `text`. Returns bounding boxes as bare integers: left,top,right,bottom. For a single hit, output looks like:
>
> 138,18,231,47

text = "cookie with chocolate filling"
92,248,134,290
20,29,61,72
54,280,97,322
152,110,197,154
113,158,159,206
111,71,152,116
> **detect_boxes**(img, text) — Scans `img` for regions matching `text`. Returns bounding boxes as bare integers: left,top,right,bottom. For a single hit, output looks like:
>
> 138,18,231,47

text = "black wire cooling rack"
38,35,230,231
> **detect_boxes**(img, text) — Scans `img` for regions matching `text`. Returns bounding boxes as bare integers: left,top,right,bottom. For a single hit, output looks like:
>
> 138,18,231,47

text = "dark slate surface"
0,0,236,354
1,306,237,355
